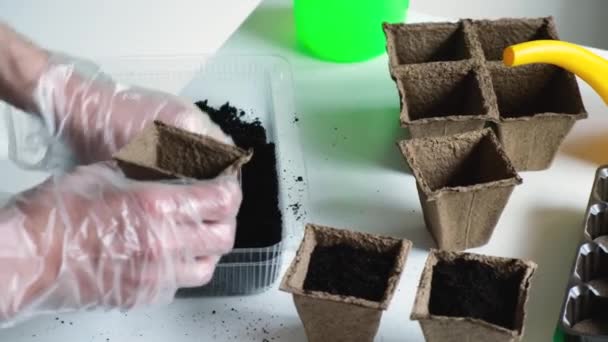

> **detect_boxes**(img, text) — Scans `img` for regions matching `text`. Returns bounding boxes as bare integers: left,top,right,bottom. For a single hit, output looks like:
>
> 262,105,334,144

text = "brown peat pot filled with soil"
398,128,522,251
114,120,252,180
280,224,412,342
411,250,537,342
393,62,497,139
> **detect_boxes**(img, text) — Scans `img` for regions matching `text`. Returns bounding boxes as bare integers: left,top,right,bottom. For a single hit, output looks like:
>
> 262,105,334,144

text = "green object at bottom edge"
554,326,566,342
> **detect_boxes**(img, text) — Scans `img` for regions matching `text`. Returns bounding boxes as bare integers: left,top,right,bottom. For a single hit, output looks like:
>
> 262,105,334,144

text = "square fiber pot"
383,21,477,71
473,17,559,61
113,120,252,180
280,224,412,342
411,250,537,342
398,128,522,251
394,62,497,139
489,63,587,171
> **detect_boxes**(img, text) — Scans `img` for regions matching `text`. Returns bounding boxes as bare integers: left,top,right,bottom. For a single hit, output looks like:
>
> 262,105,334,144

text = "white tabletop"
0,0,261,58
1,1,608,341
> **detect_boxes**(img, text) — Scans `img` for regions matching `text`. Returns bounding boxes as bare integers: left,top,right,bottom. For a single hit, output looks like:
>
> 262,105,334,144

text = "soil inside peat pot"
429,258,525,330
302,243,397,302
196,101,283,249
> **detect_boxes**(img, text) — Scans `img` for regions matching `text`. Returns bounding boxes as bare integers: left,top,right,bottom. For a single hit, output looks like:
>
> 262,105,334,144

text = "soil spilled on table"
429,258,525,330
302,243,396,302
196,101,282,248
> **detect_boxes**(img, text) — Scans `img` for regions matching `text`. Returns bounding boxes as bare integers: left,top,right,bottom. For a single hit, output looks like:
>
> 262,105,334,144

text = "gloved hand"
0,162,240,327
0,22,242,327
32,54,231,165
0,21,228,169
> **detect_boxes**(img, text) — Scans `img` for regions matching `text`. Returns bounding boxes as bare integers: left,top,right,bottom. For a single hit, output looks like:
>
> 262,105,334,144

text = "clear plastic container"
101,55,309,295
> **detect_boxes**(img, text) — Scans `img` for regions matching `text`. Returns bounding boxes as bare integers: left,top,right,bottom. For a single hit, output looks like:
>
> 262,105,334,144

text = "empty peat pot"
473,17,559,61
383,21,476,70
280,224,412,342
482,18,585,172
392,61,497,139
411,249,537,342
398,128,522,251
489,63,586,171
113,120,252,181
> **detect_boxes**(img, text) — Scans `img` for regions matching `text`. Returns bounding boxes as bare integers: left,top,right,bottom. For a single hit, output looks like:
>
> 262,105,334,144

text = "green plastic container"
294,0,410,62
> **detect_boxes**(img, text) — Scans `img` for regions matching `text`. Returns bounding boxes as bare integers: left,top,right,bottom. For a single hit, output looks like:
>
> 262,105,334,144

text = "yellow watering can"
503,40,608,105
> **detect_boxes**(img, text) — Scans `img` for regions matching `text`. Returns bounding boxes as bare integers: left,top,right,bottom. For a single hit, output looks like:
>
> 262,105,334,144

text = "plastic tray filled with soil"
102,55,308,295
553,165,608,341
411,249,537,342
383,17,588,171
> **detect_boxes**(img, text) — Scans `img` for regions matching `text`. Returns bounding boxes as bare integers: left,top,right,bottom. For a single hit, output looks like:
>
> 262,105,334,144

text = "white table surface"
2,0,608,341
0,0,262,58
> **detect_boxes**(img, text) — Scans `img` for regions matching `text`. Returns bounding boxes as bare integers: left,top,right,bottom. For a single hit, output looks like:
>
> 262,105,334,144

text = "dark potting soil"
303,243,396,302
429,259,525,330
196,101,282,248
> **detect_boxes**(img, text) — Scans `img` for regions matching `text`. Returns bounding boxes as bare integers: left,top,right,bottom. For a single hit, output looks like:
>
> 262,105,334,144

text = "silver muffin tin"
558,166,608,341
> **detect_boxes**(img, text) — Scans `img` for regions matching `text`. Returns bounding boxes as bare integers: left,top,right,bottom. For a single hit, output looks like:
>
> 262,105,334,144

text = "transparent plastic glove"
0,162,240,327
37,53,228,160
0,21,227,169
11,53,228,170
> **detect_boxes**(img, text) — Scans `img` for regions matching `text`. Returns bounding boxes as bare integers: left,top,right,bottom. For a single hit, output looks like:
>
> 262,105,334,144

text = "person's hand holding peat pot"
0,21,241,327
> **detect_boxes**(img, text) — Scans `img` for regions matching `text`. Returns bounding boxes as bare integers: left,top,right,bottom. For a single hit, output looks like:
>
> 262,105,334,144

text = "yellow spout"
503,40,608,105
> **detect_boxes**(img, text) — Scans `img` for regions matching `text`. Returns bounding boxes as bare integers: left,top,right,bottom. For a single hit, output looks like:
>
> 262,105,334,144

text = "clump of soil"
429,258,525,330
302,243,397,302
196,101,282,248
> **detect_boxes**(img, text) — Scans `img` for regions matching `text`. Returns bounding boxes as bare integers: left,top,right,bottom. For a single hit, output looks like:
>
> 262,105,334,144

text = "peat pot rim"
400,114,493,126
399,128,522,200
497,111,587,122
280,224,412,311
411,249,537,336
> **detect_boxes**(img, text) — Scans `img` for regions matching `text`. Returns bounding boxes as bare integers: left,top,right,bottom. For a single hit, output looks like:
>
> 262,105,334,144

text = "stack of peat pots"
384,17,586,342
